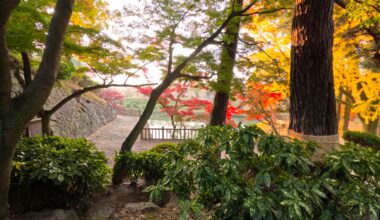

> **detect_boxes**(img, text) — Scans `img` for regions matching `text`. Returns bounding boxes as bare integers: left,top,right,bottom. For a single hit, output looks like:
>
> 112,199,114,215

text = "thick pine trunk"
209,0,241,126
289,0,337,135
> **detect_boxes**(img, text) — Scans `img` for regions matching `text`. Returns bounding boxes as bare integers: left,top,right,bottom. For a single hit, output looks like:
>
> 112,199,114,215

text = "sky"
92,0,162,86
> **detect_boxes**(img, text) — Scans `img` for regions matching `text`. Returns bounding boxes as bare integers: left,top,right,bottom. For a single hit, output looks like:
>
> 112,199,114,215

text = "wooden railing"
141,127,199,140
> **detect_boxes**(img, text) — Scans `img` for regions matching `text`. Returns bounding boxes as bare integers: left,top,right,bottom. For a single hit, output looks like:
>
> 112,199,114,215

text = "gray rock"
123,202,159,213
11,209,78,220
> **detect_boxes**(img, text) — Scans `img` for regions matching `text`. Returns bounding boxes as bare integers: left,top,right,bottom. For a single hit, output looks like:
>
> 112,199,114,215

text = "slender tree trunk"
21,52,32,86
363,117,379,135
171,116,177,139
40,111,52,136
113,82,174,185
289,0,337,135
210,93,230,125
336,90,342,127
210,0,242,126
342,96,351,132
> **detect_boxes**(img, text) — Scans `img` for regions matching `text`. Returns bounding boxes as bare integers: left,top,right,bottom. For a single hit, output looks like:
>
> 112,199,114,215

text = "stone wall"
45,86,116,137
11,61,116,137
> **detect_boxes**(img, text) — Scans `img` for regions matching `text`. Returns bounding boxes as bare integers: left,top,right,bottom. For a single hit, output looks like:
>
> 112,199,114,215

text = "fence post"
184,127,186,139
162,127,165,140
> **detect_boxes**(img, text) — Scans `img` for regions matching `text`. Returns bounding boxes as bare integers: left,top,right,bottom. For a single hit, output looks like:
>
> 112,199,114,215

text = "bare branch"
242,7,291,16
178,72,215,80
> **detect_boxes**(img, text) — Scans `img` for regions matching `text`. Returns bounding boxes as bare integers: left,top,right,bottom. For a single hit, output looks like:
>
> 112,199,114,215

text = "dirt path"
87,115,179,166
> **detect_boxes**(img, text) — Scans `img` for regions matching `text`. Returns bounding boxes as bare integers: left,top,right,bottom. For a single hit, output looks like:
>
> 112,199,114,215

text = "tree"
0,0,74,217
288,0,338,135
209,0,242,126
138,82,210,134
117,1,256,151
237,82,283,135
100,88,127,114
6,0,139,136
333,0,380,134
39,81,151,135
112,1,260,184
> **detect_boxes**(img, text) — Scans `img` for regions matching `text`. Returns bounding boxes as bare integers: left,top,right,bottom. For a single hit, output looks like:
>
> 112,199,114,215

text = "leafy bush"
147,142,178,154
113,151,168,185
343,130,380,150
11,136,110,213
146,125,380,220
113,142,178,185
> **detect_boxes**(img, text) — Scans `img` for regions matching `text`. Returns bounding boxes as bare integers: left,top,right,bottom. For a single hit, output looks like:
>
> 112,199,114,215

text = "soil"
81,182,180,220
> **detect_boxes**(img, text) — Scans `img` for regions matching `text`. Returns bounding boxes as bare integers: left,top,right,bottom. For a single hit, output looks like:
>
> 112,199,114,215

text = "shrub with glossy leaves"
146,125,380,220
11,136,110,213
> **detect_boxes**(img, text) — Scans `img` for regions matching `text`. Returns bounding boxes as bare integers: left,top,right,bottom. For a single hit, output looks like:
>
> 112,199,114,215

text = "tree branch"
334,0,347,8
45,82,156,116
242,7,291,16
21,52,32,87
178,72,215,80
170,3,255,77
0,0,20,108
13,0,75,119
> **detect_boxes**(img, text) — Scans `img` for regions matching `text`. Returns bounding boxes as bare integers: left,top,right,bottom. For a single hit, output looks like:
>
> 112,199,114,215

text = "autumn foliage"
236,82,283,133
100,89,126,114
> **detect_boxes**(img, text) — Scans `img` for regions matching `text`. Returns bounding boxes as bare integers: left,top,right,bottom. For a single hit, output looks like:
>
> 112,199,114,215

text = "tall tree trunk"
289,0,337,135
0,0,74,217
210,0,242,126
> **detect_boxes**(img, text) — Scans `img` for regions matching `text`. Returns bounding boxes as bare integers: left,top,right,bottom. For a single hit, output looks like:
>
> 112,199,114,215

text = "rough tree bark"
0,0,74,217
289,0,338,135
210,0,242,126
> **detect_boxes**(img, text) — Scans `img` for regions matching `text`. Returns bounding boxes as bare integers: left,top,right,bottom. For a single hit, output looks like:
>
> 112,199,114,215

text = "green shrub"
113,151,170,185
11,136,110,213
146,125,380,220
343,130,380,150
147,142,178,154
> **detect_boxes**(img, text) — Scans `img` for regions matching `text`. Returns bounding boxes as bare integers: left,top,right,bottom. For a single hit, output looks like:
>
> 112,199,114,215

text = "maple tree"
100,89,127,114
138,83,210,131
236,82,283,134
111,0,259,166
